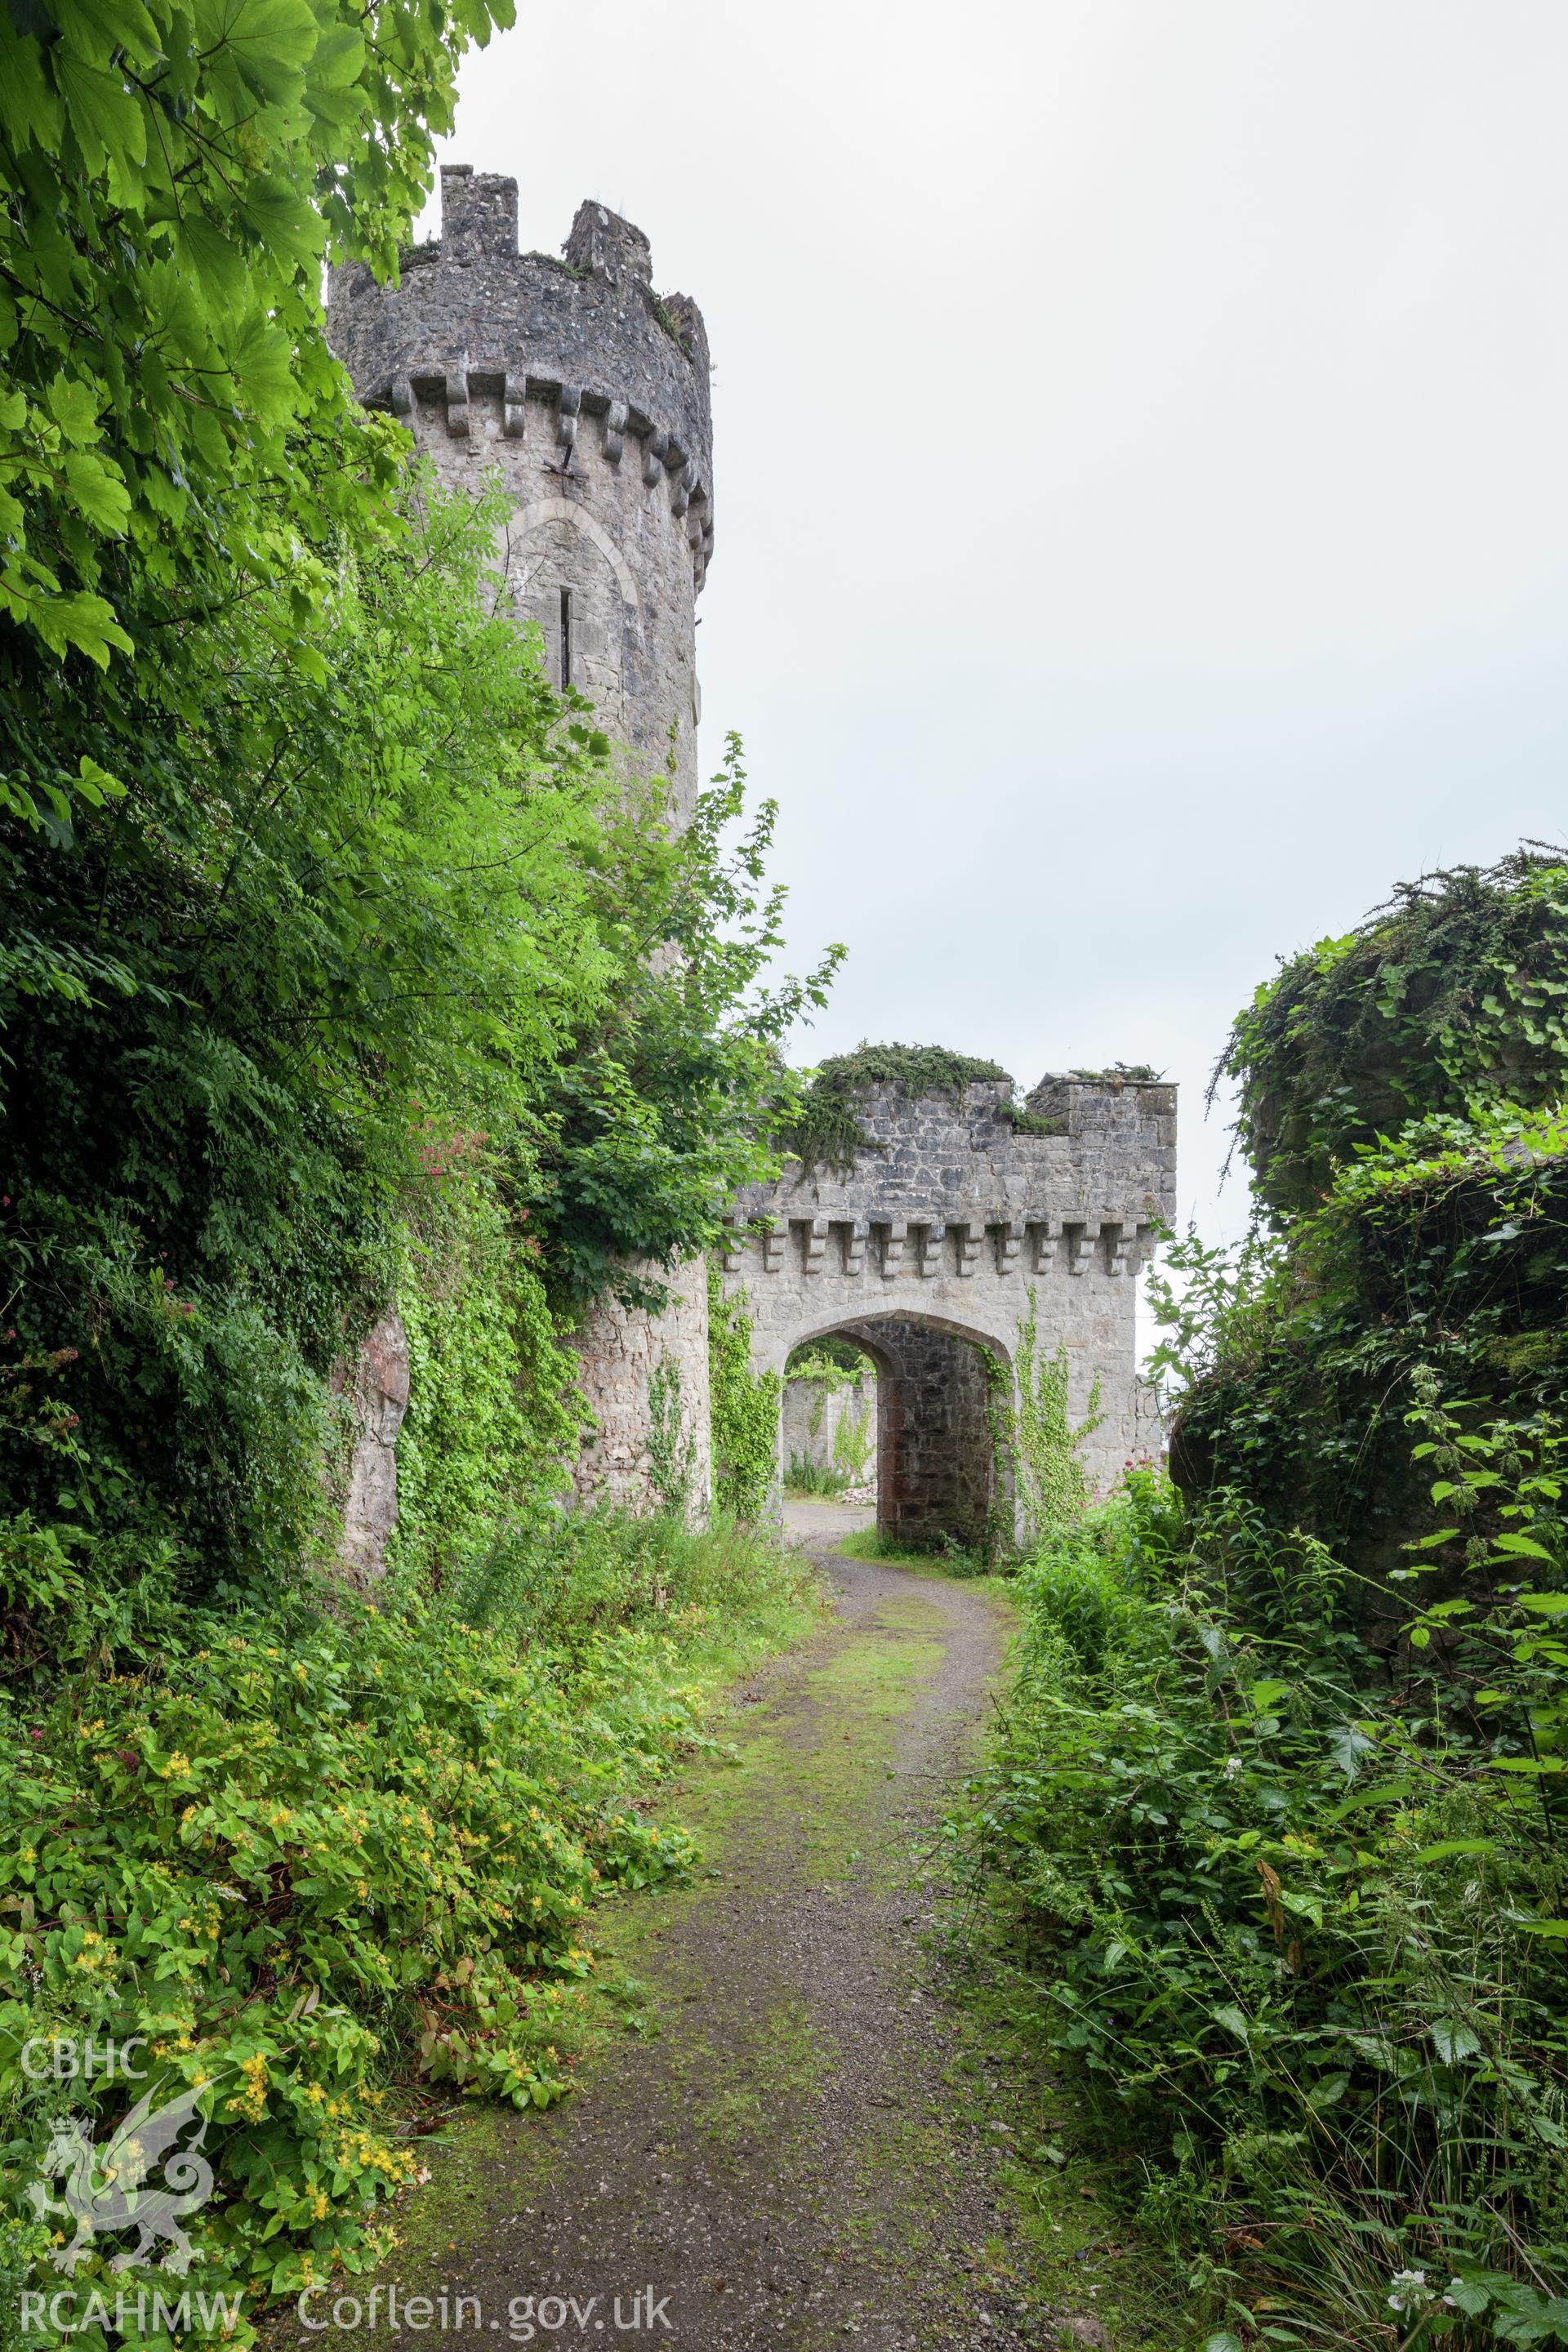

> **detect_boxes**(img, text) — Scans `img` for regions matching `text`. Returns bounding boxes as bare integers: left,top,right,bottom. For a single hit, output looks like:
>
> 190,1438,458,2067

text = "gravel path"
301,1545,1127,2351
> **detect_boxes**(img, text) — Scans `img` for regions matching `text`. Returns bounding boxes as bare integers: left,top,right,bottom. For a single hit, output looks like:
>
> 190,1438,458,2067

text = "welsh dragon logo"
27,2079,215,2274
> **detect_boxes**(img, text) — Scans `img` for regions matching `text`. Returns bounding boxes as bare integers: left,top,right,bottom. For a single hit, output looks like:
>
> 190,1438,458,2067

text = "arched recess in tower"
498,503,634,715
785,1311,1016,1557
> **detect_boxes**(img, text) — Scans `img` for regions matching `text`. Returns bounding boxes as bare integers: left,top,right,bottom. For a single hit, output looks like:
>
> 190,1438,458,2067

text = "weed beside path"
300,1546,1188,2351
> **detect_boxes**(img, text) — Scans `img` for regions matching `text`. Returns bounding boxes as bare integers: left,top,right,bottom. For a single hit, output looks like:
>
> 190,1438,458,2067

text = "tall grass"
436,1503,822,1662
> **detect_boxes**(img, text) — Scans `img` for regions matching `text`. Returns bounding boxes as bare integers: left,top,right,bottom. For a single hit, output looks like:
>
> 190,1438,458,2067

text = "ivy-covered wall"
1174,849,1568,1597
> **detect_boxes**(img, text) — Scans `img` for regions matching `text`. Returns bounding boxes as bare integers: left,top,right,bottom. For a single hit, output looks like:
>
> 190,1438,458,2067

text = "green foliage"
706,1271,781,1522
1172,843,1568,1568
1003,1289,1102,1542
831,1394,873,1484
963,1463,1568,2338
532,737,843,1311
0,468,625,1590
1221,845,1568,1222
644,1357,695,1519
0,1570,718,2344
784,1457,854,1499
982,848,1568,2336
785,1336,870,1382
433,1503,820,1657
390,1164,585,1586
0,0,510,678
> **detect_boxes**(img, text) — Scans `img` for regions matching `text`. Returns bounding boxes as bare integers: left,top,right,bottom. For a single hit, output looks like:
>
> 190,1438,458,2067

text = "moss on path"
290,1548,1189,2351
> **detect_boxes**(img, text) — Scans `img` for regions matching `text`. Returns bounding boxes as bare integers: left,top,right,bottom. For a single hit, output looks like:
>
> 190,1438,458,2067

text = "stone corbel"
1031,1220,1062,1274
444,354,470,439
957,1223,987,1278
1067,1224,1102,1277
720,1214,746,1275
999,1221,1025,1276
643,430,670,488
604,399,629,463
880,1220,907,1278
1106,1223,1140,1278
804,1216,829,1274
390,373,413,418
920,1222,947,1278
557,384,581,448
761,1221,786,1276
672,458,696,517
845,1219,869,1277
502,372,527,439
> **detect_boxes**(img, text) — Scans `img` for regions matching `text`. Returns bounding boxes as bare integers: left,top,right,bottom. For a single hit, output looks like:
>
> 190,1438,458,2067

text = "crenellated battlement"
328,174,714,592
719,1072,1177,1499
327,172,713,822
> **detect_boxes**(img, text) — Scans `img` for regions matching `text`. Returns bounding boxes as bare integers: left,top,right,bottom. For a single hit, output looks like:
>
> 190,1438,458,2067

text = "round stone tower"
326,172,715,1514
327,166,713,817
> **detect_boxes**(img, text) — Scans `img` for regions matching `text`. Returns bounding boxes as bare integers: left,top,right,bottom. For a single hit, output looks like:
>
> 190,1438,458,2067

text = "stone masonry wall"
843,1319,997,1552
569,1256,712,1512
782,1370,877,1481
721,1075,1176,1503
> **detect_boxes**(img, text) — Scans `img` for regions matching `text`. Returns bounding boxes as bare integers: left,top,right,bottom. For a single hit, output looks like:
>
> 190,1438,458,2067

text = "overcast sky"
425,0,1568,1246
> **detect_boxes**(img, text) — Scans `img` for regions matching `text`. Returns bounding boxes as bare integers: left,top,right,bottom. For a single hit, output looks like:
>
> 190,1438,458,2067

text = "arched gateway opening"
718,1060,1175,1547
783,1313,1013,1557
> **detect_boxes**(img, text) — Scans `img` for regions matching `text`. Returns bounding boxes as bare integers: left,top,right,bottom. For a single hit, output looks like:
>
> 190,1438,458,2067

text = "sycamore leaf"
62,450,131,533
58,0,163,68
51,47,147,178
0,387,26,430
47,376,104,447
26,587,132,666
229,313,296,425
0,25,64,154
238,176,326,277
308,22,363,86
177,216,249,314
196,0,318,107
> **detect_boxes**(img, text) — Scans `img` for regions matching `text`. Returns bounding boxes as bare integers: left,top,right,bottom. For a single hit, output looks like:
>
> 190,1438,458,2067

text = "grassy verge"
0,1511,821,2350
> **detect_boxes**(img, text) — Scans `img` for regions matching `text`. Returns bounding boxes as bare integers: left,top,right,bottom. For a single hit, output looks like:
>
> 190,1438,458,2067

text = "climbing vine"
707,1267,782,1521
645,1356,696,1517
1004,1289,1102,1541
390,1161,585,1586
